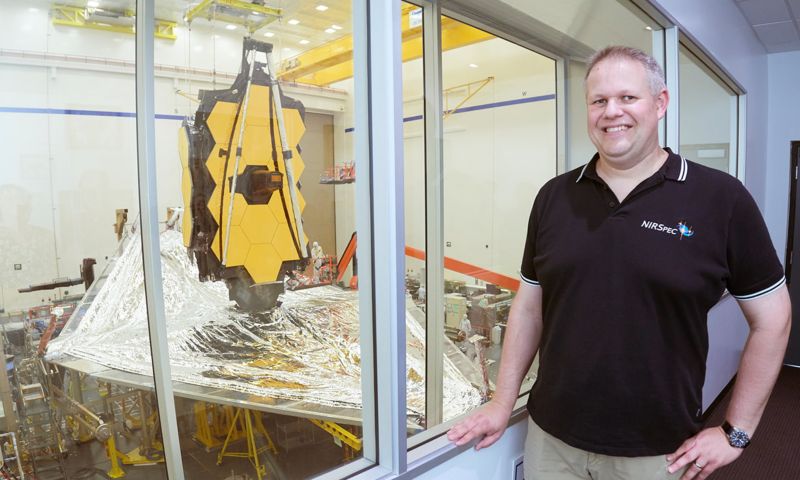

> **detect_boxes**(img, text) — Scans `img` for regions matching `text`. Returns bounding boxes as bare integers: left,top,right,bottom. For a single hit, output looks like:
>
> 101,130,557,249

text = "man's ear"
656,89,669,119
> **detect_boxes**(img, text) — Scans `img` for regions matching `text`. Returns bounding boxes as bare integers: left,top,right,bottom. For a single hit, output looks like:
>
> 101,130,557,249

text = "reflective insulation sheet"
47,231,483,425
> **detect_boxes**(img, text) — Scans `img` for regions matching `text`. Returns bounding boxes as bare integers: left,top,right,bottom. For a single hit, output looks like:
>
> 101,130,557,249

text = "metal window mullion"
737,96,747,180
556,57,567,174
134,1,184,478
664,26,679,151
422,0,444,430
353,0,377,465
368,0,407,474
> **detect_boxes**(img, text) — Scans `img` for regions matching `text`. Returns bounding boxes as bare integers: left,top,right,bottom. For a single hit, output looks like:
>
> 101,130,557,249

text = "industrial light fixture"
469,63,478,68
331,24,342,30
316,5,328,11
299,39,309,45
87,0,99,7
264,31,275,37
226,24,237,30
324,28,335,33
645,26,653,31
28,7,39,13
288,19,300,25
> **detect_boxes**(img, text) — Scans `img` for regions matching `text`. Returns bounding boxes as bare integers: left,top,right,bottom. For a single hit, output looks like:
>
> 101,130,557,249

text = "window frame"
677,35,746,178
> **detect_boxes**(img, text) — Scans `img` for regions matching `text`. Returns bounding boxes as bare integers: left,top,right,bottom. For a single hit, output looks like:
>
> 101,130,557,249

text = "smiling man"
447,46,791,480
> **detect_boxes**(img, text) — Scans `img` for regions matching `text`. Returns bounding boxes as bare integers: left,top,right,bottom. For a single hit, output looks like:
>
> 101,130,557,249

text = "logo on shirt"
677,222,694,239
641,220,695,239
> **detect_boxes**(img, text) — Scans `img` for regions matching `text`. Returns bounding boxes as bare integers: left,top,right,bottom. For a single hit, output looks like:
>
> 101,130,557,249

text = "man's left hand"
666,427,743,479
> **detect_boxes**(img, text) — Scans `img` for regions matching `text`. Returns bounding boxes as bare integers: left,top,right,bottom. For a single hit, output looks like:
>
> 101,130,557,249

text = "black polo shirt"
520,148,785,457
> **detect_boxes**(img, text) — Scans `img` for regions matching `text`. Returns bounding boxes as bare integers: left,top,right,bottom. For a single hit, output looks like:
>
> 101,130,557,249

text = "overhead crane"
278,4,494,86
50,4,177,40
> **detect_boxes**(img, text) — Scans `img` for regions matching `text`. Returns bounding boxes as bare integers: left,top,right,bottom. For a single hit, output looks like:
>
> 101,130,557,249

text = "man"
447,46,791,480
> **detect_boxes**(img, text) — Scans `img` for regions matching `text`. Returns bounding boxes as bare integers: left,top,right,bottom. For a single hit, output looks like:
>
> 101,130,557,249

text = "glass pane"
0,1,168,479
153,1,365,477
679,46,738,175
399,1,430,432
408,13,557,434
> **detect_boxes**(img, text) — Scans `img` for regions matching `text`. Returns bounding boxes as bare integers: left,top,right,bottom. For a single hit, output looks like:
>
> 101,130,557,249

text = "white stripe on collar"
678,156,688,182
575,162,590,183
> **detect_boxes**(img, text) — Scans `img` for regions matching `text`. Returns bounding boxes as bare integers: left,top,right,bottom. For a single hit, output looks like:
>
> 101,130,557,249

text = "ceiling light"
325,28,335,34
316,5,328,11
28,7,39,13
264,31,275,37
331,24,342,30
288,19,300,25
468,63,478,68
225,24,237,30
299,39,310,45
645,26,653,31
87,1,99,7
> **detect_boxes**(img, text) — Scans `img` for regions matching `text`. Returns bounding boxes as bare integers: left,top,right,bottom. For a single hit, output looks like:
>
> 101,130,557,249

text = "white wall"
764,50,800,262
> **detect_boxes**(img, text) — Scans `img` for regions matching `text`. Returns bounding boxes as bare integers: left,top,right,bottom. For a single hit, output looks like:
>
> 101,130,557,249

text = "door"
785,141,800,366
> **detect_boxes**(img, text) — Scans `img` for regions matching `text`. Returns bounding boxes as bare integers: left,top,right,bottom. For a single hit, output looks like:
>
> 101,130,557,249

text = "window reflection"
679,46,738,175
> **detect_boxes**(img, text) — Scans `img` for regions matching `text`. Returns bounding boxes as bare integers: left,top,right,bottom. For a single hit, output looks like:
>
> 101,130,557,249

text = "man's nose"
604,99,623,117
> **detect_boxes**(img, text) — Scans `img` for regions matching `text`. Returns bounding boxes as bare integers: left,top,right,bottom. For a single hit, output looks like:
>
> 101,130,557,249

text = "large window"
424,16,557,434
679,44,740,175
0,0,169,478
154,1,366,478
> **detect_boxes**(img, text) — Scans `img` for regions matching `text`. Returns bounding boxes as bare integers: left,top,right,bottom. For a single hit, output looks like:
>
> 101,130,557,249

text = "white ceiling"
735,0,800,52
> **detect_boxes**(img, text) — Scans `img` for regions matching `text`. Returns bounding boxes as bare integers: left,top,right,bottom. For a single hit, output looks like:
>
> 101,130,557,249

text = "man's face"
585,57,668,166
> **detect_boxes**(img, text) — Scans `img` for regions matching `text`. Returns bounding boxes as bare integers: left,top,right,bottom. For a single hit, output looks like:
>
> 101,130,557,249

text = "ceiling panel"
737,0,792,25
754,21,800,44
735,0,800,52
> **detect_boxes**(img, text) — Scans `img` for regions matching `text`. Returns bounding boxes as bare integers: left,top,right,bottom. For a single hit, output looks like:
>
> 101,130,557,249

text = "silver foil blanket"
47,231,482,423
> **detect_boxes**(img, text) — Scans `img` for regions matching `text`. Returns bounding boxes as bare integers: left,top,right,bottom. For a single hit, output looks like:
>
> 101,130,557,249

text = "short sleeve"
726,187,785,300
520,189,546,286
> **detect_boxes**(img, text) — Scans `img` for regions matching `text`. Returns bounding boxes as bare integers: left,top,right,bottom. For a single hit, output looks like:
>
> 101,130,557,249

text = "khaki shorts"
524,418,687,480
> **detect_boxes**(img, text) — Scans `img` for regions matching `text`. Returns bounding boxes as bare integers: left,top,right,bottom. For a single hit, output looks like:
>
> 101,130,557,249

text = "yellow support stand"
105,436,126,479
216,408,277,480
193,402,241,450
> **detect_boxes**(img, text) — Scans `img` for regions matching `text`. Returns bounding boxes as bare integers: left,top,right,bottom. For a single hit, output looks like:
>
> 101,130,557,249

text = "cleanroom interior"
0,0,745,479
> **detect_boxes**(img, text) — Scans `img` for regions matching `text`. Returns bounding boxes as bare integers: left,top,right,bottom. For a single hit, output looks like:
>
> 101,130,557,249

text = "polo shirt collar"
575,148,688,184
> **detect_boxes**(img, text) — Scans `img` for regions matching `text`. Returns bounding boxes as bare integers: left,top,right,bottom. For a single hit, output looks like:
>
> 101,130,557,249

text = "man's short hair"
585,45,666,96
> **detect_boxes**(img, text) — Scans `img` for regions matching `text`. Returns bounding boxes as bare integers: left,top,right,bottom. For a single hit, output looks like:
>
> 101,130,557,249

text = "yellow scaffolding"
308,418,362,461
51,4,176,40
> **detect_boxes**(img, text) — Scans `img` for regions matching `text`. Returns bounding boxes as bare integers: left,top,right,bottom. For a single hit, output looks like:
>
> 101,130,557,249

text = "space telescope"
180,38,309,311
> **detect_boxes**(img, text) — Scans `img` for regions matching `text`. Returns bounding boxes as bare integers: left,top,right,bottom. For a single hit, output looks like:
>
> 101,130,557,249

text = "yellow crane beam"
51,5,176,40
183,0,281,33
279,6,493,86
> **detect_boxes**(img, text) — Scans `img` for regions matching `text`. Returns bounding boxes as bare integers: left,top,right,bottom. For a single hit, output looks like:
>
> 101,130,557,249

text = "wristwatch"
722,421,751,448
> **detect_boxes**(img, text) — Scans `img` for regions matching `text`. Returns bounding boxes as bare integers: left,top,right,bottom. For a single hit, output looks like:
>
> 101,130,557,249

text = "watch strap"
722,421,751,448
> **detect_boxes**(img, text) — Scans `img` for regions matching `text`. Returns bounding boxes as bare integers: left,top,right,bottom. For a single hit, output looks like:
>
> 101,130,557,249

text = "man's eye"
622,95,636,101
592,99,606,105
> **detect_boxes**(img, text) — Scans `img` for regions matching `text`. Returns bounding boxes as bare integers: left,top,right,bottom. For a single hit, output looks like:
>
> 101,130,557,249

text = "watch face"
729,429,750,448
